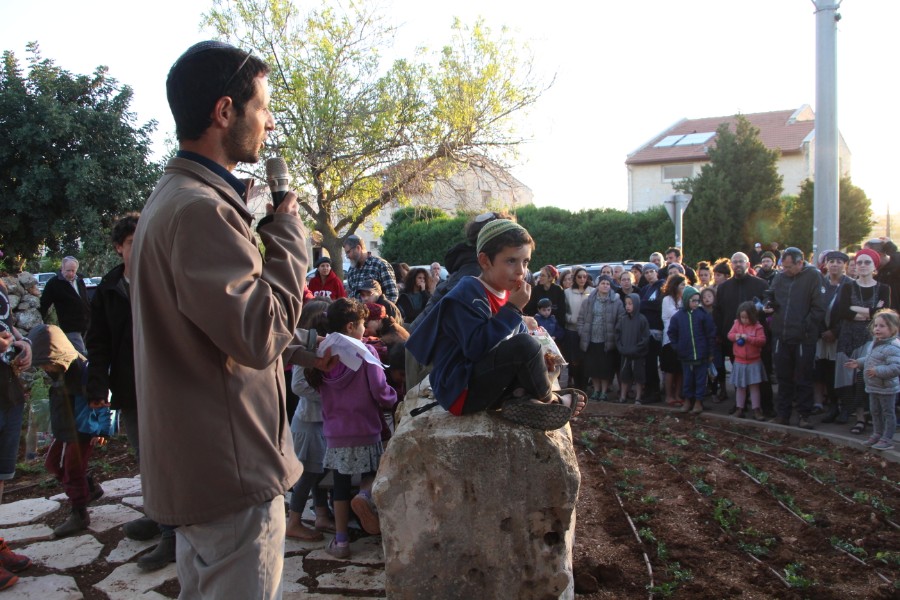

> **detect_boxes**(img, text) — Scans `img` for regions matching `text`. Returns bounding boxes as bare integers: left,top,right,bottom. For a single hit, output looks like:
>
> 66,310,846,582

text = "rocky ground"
2,401,899,599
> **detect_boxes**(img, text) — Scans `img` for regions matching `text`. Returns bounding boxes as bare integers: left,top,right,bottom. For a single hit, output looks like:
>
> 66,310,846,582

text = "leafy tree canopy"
676,115,784,261
0,43,160,272
204,0,548,276
779,177,874,253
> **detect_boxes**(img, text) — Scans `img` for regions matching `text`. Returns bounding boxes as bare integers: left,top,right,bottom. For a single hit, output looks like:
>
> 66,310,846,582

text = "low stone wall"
2,272,43,337
373,381,580,600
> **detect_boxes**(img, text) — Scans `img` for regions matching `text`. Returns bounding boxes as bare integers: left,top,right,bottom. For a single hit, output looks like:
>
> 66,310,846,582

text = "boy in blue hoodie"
534,297,564,342
667,286,716,414
28,324,110,538
406,220,585,430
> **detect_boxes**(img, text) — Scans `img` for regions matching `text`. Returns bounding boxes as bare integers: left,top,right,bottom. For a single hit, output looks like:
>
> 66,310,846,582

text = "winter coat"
856,336,900,395
407,242,481,334
615,294,650,358
667,307,716,363
639,279,665,331
768,265,826,345
131,156,306,526
85,263,135,410
577,288,624,352
565,287,591,330
713,274,769,339
308,270,347,300
39,273,91,334
319,342,397,448
727,320,766,364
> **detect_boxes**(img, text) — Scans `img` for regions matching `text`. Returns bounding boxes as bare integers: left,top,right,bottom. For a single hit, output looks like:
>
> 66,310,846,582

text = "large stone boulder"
373,381,580,600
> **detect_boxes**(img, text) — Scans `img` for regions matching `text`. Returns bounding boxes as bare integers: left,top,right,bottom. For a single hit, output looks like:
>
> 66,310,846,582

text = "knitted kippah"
476,219,527,254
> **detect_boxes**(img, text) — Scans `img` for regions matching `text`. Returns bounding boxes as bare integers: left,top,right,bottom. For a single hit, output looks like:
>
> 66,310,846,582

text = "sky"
1,0,895,216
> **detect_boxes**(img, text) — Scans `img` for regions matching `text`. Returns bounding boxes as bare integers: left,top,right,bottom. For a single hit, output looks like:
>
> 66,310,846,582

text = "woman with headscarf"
524,265,566,324
834,248,891,434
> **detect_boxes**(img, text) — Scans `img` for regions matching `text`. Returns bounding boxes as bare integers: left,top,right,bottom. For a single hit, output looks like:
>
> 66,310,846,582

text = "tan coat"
132,157,306,525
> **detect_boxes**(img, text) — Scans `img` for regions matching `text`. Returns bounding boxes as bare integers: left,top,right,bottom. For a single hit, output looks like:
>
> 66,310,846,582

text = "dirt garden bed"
570,409,900,599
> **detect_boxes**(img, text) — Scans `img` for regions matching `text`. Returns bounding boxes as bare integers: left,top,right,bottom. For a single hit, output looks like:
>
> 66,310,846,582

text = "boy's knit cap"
475,219,527,254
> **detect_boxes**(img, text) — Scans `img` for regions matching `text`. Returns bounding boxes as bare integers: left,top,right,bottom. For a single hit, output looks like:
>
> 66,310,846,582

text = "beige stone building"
625,105,852,213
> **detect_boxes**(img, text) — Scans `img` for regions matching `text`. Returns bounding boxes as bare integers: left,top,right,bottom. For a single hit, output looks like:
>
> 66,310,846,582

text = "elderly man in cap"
749,243,764,267
816,251,853,421
343,234,399,302
865,238,900,311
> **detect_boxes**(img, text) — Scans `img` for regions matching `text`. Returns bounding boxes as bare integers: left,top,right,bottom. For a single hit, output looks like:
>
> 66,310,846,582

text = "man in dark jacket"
39,257,91,355
766,247,826,429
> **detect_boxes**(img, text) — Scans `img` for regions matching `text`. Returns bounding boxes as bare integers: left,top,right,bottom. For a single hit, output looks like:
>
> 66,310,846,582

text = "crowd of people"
509,241,900,449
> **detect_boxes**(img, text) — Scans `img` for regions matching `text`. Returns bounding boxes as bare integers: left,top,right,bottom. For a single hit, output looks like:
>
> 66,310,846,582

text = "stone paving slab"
50,476,143,503
282,554,309,594
285,593,369,600
0,497,60,526
122,495,144,508
315,564,385,592
107,536,157,563
1,522,54,543
95,562,178,600
305,535,384,565
11,574,82,600
23,534,104,569
87,503,144,533
284,535,327,554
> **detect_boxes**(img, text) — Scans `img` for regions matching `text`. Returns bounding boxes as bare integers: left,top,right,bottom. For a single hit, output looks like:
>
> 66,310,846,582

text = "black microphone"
265,157,290,208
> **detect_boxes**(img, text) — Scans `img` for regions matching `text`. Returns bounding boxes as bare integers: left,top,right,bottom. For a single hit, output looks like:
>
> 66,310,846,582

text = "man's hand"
90,436,108,447
89,399,110,409
12,340,31,370
844,359,858,370
314,348,339,372
509,280,531,311
821,330,836,344
268,190,299,217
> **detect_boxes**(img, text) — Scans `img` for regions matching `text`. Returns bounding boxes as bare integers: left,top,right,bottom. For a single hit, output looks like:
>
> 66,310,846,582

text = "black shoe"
798,417,814,430
124,516,161,541
137,534,176,571
54,507,89,538
87,475,104,504
821,405,840,424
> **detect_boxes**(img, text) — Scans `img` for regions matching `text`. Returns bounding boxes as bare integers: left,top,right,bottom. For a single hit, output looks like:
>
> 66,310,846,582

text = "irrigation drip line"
697,422,780,448
599,464,654,599
598,427,629,442
830,544,893,585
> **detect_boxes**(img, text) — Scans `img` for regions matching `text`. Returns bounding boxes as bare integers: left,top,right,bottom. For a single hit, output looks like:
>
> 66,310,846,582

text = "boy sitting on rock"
406,220,586,429
28,324,109,537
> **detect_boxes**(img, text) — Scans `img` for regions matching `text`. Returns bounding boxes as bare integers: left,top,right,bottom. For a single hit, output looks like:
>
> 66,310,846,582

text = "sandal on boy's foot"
500,397,572,431
556,388,588,418
850,421,866,435
350,494,381,535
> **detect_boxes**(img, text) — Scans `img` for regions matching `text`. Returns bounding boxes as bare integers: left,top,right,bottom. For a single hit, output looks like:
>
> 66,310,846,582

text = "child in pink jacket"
727,301,767,420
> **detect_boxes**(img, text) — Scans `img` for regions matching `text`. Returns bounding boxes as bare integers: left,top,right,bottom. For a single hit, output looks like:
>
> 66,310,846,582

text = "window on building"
662,164,693,182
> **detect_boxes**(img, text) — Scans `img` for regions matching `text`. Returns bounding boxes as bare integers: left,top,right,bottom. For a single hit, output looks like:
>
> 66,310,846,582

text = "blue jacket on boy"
667,287,716,363
406,276,526,413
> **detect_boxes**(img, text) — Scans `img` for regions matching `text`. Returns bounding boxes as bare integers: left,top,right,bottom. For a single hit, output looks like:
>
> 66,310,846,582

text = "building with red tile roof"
625,105,851,212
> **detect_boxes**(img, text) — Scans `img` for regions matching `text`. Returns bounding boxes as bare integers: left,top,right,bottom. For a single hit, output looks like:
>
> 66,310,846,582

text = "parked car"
35,272,56,291
554,261,643,284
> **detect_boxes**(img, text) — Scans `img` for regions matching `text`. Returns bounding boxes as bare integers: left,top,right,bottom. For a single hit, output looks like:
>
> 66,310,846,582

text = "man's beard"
224,115,261,165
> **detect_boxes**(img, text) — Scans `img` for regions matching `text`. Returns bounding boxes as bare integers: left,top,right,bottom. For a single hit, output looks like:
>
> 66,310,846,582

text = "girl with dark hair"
397,268,431,322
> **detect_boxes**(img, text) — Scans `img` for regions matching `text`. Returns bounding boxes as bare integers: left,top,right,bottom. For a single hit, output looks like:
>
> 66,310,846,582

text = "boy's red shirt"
447,281,509,415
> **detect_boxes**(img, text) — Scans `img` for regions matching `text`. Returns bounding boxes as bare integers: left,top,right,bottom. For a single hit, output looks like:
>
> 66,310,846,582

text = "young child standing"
406,220,586,429
27,324,109,538
534,297,564,342
307,298,398,558
286,301,335,542
845,310,900,451
667,286,716,415
727,301,768,421
615,294,650,404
